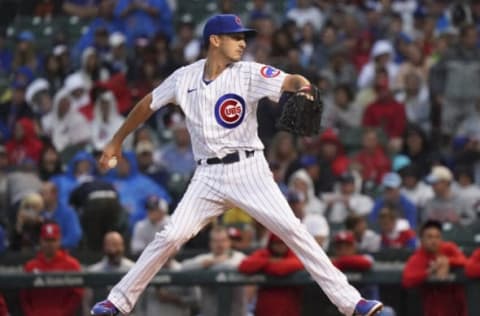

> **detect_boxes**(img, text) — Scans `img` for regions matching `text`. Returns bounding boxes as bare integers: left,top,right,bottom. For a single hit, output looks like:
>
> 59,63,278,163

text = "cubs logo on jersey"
260,65,281,78
214,93,246,128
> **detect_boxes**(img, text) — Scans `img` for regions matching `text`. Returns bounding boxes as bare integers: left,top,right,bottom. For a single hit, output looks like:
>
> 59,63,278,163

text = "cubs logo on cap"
215,93,246,128
203,14,257,43
260,65,281,78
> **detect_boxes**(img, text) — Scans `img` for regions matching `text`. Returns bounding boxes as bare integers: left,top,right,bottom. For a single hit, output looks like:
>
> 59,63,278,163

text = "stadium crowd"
1,0,480,315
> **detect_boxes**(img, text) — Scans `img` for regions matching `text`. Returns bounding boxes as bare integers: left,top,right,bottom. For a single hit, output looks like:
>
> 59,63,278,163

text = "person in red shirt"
378,206,417,250
5,117,43,166
331,231,373,272
465,248,480,278
20,222,84,316
362,67,406,144
402,220,468,316
238,233,304,316
352,128,391,185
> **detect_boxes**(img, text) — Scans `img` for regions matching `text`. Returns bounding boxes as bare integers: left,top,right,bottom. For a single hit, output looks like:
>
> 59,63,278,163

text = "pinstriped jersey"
151,59,287,160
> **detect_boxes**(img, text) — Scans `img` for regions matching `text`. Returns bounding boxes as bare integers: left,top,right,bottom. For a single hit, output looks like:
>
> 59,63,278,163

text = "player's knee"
155,225,189,248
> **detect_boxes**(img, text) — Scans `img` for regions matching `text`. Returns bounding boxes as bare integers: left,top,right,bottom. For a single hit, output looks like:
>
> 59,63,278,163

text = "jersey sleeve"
249,62,287,102
150,69,180,111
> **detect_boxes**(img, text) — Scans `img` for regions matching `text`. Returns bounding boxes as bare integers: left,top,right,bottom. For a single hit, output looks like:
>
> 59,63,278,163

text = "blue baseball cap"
203,14,256,43
382,172,402,189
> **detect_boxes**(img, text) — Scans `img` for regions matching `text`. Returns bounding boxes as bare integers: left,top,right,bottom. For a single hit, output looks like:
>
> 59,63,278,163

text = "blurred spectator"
317,128,349,186
401,124,434,176
172,20,201,64
465,248,480,278
25,78,52,117
370,172,418,229
105,32,129,74
430,24,480,136
6,160,42,224
362,68,406,143
43,53,67,94
63,0,102,19
10,193,44,251
83,231,134,315
51,151,97,207
288,169,325,215
91,90,124,150
182,226,246,316
40,182,82,250
5,118,43,166
256,96,284,149
12,31,40,73
38,144,63,181
74,0,126,62
378,206,417,250
398,164,434,210
143,258,199,316
456,99,480,142
266,131,298,183
73,47,110,93
325,84,363,130
222,208,255,251
0,30,12,74
423,165,476,226
269,161,288,194
131,195,170,255
0,77,34,142
357,40,398,90
394,72,431,133
69,175,124,251
287,0,324,32
393,44,430,91
114,0,174,43
331,230,396,316
288,190,329,250
154,119,195,179
345,215,381,253
41,88,91,154
352,128,391,186
321,46,357,90
135,140,168,186
239,233,304,316
20,223,84,316
402,220,468,316
452,165,480,218
323,172,374,225
105,152,171,228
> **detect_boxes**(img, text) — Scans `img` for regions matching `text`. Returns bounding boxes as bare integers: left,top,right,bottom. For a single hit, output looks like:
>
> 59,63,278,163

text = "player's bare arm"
282,74,311,92
99,93,157,170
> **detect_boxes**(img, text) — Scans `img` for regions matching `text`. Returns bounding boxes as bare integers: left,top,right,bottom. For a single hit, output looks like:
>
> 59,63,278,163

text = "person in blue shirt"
40,182,82,249
73,0,126,64
103,151,171,229
369,172,418,229
114,0,174,44
50,151,98,207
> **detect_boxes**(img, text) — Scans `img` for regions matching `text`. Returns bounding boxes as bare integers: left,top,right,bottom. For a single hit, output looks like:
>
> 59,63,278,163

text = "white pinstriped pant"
108,151,361,315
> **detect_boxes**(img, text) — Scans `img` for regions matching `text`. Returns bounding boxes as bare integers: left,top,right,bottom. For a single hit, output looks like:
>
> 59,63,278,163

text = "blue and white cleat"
354,299,384,316
90,300,119,316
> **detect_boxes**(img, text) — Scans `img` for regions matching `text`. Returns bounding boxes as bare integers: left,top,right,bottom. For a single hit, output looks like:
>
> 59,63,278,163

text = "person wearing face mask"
83,232,134,316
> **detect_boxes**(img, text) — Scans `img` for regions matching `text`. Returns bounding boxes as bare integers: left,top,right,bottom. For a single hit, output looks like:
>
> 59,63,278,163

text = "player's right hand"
99,140,122,171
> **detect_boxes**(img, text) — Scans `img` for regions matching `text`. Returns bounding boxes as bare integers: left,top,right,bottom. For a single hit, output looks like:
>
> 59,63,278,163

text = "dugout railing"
1,265,480,316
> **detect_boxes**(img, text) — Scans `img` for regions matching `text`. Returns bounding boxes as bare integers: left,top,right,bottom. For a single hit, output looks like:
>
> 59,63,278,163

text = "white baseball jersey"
106,59,364,316
151,59,287,159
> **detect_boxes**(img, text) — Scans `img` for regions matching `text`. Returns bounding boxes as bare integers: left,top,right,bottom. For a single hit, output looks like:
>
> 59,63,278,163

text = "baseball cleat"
90,300,119,315
354,299,384,316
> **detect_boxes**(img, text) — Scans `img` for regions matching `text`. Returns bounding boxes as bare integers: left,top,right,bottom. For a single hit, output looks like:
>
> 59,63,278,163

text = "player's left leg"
224,153,382,316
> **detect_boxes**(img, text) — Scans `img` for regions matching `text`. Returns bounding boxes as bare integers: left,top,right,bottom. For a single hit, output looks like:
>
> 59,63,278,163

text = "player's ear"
210,35,221,48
